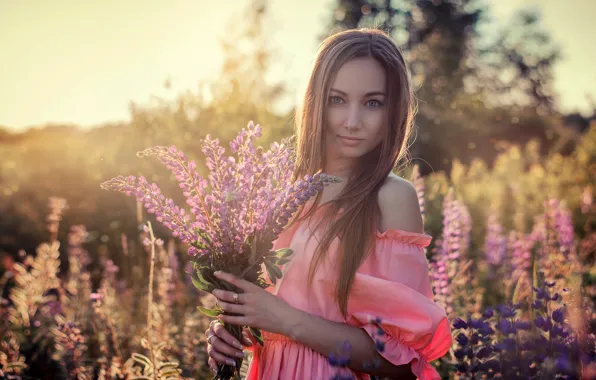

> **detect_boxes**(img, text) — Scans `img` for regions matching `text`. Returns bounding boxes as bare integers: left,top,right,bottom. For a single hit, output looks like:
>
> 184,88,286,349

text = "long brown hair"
287,28,417,318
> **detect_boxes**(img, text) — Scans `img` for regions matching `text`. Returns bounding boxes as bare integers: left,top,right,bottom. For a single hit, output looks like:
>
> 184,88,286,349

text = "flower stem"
146,221,157,377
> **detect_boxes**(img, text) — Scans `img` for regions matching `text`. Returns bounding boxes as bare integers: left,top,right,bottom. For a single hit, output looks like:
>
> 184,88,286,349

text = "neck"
324,159,356,181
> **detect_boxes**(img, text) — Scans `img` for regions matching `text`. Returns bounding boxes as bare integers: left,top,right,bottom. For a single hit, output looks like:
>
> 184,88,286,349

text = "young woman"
204,28,452,380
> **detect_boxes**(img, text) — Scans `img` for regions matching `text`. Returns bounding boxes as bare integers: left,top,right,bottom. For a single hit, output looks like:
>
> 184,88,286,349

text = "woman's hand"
212,270,299,336
205,319,253,375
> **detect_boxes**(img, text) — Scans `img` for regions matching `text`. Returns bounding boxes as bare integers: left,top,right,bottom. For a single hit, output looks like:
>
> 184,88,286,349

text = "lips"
338,135,363,141
337,135,364,146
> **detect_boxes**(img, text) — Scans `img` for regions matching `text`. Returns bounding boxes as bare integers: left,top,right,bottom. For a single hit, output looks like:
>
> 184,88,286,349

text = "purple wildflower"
100,175,200,247
485,211,507,267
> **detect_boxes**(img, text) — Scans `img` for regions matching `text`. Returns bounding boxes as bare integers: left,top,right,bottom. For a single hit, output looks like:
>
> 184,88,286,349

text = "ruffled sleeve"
346,229,452,380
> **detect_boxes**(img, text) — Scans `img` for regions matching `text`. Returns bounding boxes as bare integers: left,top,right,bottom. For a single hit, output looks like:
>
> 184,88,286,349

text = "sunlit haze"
1,0,594,130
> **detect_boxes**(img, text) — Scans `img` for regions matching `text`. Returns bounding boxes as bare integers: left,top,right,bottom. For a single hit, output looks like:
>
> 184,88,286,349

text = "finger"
217,300,245,315
207,358,219,376
214,271,254,291
213,289,244,305
242,329,253,346
220,314,250,326
207,339,239,366
213,321,245,350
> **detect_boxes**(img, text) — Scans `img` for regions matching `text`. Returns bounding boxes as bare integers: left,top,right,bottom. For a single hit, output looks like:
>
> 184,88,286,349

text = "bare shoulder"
377,174,424,234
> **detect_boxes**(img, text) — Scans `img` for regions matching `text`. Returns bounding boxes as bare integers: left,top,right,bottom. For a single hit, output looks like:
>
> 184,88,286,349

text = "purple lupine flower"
485,211,507,267
546,198,575,256
442,190,463,261
101,175,201,247
482,307,494,319
429,190,474,317
328,317,389,379
52,320,89,378
429,253,451,314
453,318,468,329
328,339,353,380
137,145,215,232
45,300,63,317
552,308,565,323
508,230,534,282
90,292,104,303
453,276,592,378
104,259,119,276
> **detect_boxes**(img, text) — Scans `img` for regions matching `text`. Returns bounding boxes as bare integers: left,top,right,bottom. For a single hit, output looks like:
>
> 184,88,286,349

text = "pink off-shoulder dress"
245,204,452,380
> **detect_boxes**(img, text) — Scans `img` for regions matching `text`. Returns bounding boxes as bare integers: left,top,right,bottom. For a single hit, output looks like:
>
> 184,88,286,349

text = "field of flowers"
0,125,594,379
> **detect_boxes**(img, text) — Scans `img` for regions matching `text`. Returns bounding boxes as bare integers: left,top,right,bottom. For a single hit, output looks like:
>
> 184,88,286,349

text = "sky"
0,0,594,131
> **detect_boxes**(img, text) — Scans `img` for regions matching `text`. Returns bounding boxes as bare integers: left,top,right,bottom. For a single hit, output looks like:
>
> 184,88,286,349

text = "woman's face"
325,57,387,165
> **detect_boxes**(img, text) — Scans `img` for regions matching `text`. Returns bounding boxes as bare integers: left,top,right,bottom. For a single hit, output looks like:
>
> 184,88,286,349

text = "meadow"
1,1,595,378
0,123,594,379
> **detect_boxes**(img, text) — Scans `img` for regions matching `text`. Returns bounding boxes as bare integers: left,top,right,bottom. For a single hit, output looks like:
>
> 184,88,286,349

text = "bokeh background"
0,0,594,379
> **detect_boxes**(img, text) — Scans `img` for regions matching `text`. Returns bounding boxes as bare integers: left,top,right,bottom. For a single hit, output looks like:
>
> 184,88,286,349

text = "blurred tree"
325,0,483,106
325,0,567,174
475,8,561,116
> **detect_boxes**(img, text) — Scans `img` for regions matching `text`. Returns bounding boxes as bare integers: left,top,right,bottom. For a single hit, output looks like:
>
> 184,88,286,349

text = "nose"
343,104,362,131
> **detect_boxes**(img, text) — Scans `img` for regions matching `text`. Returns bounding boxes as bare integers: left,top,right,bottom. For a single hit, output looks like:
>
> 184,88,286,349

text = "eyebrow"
330,88,386,97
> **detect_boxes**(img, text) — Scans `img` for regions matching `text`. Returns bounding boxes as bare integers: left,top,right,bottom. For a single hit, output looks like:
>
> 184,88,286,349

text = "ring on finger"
233,292,239,304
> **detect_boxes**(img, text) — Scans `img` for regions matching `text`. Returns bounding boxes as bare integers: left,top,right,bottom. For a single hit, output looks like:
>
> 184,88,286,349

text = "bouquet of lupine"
100,121,340,379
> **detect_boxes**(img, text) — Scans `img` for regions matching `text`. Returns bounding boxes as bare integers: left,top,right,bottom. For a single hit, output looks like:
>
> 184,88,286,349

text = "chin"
339,147,369,159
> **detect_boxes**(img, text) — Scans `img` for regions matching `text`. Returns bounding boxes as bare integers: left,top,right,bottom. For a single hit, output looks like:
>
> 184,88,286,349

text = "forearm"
284,308,416,379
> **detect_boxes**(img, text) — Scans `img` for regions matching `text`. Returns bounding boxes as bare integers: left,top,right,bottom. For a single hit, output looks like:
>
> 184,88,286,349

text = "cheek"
366,114,385,142
326,108,343,131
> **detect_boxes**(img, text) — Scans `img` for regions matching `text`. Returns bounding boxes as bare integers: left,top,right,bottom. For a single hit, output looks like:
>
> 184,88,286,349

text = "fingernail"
226,359,235,366
214,271,221,276
235,350,245,358
233,340,242,349
212,368,218,375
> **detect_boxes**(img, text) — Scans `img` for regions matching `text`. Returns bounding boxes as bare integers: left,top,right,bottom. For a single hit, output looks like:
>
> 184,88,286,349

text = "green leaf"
275,248,293,258
196,269,214,287
249,327,264,346
159,369,181,378
191,240,207,250
264,258,283,279
273,257,291,265
265,264,277,286
256,278,270,289
190,275,213,292
131,353,153,367
197,305,223,318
